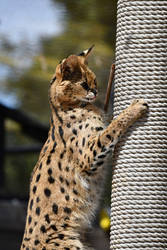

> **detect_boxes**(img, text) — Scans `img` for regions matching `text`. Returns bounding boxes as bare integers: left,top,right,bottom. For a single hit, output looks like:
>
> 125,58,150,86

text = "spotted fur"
21,46,148,250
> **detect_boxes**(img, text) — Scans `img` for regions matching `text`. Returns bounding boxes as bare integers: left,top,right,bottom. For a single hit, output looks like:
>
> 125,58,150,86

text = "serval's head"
49,45,97,107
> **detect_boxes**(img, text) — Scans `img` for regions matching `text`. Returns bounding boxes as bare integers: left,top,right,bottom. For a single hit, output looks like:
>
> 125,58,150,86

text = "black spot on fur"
101,146,106,152
24,237,30,241
36,207,40,216
45,238,50,243
70,136,75,142
82,137,85,147
97,138,102,148
36,197,40,203
50,141,57,153
53,106,63,124
96,127,103,131
59,176,64,183
70,115,76,119
106,134,112,140
96,161,104,166
73,198,79,203
64,207,72,214
48,176,55,184
60,187,65,193
51,225,57,231
70,147,74,153
65,166,69,172
40,225,46,233
65,179,70,186
93,150,97,157
32,185,37,194
55,243,60,246
73,189,78,195
98,154,106,159
52,203,58,214
46,155,51,165
59,126,66,146
48,168,52,175
72,128,77,135
52,125,55,141
58,161,62,170
60,150,66,159
39,162,42,170
62,223,68,229
34,240,40,245
44,188,51,197
29,199,33,210
36,174,41,183
28,216,32,224
90,141,95,151
58,234,64,240
66,123,71,128
65,195,70,201
45,214,50,224
73,179,76,185
43,146,48,153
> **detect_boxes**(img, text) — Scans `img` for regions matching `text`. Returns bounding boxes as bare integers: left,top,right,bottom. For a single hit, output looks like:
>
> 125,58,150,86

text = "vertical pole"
111,0,167,249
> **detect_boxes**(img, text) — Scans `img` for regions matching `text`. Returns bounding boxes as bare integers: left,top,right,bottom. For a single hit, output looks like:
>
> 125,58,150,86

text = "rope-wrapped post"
110,1,167,249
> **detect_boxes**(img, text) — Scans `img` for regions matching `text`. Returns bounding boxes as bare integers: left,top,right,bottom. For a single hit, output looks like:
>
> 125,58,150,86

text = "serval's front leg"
99,99,148,146
84,99,148,173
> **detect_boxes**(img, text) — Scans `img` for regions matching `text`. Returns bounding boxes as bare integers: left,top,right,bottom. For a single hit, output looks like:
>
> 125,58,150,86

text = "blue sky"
0,0,64,43
0,0,64,106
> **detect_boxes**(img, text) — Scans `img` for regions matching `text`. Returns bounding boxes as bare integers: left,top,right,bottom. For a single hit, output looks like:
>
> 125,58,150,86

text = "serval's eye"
81,81,90,91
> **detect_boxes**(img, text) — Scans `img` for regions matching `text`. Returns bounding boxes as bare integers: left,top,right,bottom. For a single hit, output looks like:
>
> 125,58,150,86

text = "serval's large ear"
78,45,94,63
61,55,82,81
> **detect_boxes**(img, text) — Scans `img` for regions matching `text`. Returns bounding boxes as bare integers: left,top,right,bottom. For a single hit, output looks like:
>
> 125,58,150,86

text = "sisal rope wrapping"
110,1,167,249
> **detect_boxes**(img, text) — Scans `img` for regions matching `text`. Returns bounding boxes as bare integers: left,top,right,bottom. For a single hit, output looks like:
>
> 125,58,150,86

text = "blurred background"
0,0,117,249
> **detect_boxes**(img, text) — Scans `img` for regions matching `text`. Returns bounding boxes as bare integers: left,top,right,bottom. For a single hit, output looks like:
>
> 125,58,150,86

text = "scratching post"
110,1,167,249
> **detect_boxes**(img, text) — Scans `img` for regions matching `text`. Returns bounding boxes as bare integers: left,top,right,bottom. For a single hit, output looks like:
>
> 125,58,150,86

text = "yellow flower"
99,209,110,231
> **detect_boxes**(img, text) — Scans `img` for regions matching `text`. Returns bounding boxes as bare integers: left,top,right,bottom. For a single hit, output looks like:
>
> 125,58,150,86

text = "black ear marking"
78,51,85,56
78,45,95,57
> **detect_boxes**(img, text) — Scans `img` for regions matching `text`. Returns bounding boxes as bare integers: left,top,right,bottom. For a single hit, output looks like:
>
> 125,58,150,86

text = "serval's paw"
131,99,148,117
